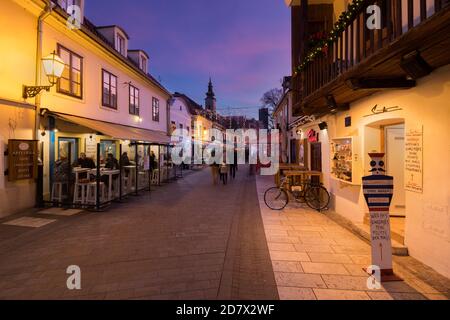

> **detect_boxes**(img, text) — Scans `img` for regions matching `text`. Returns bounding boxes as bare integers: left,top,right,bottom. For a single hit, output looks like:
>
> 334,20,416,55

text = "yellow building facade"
0,0,172,217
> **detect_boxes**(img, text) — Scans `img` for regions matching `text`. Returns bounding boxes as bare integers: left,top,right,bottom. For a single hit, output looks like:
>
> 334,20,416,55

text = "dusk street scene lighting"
0,0,449,315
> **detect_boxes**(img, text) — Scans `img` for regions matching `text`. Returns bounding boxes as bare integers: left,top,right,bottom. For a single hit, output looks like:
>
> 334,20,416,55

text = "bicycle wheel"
264,187,289,211
305,186,330,211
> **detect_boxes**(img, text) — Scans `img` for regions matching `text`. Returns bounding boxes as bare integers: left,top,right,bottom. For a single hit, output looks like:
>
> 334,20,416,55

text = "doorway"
310,142,322,171
58,137,78,161
385,124,406,218
364,120,406,243
290,139,297,164
310,142,322,184
384,123,406,242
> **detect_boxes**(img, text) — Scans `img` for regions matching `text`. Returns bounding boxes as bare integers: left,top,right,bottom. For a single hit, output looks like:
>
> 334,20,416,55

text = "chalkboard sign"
7,140,38,181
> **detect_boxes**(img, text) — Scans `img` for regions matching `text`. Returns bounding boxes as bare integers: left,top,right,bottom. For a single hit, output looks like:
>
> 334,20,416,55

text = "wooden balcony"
294,0,450,116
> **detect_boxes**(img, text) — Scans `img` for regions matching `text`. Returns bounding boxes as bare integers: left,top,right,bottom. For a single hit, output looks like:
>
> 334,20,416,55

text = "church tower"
205,78,217,113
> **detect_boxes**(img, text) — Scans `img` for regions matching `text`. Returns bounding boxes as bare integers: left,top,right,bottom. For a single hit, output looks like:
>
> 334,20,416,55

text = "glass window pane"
60,78,70,91
61,67,70,79
72,83,81,96
111,75,117,87
60,49,70,64
72,56,81,70
102,89,110,105
72,70,81,83
103,71,110,85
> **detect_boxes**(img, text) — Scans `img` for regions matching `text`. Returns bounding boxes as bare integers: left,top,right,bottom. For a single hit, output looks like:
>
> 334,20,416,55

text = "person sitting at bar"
105,153,119,170
73,152,96,169
55,155,70,182
120,152,132,179
120,152,131,167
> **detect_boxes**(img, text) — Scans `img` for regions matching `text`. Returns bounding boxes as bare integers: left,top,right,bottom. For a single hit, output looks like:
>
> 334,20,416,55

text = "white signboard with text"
85,135,97,159
405,126,423,193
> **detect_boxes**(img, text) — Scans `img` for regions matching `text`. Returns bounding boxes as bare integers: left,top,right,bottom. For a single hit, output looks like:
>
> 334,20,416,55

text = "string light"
296,0,366,73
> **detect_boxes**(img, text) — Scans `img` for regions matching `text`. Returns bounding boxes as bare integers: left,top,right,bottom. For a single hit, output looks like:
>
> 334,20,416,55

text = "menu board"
405,126,423,193
8,140,38,181
85,135,97,159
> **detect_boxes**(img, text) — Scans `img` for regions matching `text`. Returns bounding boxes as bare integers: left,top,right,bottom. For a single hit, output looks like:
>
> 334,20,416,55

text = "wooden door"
310,142,322,172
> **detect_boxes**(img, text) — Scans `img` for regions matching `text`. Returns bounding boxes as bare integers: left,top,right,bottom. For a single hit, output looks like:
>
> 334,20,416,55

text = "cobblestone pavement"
256,175,450,300
0,167,278,300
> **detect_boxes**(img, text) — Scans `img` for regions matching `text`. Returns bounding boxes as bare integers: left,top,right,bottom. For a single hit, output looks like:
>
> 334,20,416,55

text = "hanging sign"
405,126,423,193
362,153,401,282
307,129,319,143
7,140,38,181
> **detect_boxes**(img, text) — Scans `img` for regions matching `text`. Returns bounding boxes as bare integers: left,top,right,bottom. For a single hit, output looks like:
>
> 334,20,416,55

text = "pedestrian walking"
229,148,238,180
220,163,229,185
210,163,219,185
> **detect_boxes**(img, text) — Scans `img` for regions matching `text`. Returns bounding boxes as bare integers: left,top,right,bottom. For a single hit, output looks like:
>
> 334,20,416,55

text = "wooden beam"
400,51,433,80
324,95,350,113
346,77,416,90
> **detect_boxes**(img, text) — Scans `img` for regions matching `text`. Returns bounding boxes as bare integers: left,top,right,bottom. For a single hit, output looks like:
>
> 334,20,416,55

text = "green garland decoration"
294,0,367,76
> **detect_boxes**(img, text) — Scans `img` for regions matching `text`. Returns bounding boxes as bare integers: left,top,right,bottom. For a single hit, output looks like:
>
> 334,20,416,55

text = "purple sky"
86,0,291,118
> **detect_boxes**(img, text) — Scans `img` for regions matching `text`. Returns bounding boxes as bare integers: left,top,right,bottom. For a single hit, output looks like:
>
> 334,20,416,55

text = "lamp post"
23,51,65,99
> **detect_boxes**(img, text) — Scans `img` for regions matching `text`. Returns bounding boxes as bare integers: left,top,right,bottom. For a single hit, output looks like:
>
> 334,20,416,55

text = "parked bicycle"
264,176,330,212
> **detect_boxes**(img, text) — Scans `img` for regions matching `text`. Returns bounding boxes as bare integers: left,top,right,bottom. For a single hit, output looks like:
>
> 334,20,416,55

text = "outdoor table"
283,170,322,189
90,169,120,201
275,164,308,186
73,167,90,183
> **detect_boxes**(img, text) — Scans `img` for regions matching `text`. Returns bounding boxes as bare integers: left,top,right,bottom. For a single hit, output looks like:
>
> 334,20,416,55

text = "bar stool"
138,171,148,189
122,174,130,194
151,170,159,185
73,182,89,205
86,182,106,205
113,175,120,198
51,182,67,203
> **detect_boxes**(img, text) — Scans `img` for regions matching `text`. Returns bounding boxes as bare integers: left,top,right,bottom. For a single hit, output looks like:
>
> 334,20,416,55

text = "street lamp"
23,51,65,99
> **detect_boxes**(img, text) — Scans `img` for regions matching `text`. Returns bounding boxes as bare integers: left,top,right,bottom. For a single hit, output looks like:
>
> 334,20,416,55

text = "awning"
52,113,171,145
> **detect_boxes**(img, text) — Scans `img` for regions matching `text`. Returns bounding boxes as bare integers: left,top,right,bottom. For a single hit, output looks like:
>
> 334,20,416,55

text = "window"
57,44,83,98
140,56,148,73
129,85,139,115
102,70,117,109
59,0,80,11
116,33,126,56
152,97,160,122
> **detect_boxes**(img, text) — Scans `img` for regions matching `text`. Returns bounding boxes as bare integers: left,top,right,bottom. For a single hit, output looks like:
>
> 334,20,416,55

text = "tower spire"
205,77,217,113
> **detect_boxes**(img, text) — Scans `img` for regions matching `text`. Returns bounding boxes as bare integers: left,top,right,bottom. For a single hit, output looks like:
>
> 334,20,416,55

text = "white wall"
170,97,192,135
322,64,450,278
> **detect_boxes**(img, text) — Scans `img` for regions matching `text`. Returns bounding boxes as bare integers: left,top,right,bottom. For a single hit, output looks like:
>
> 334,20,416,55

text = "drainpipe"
34,0,53,140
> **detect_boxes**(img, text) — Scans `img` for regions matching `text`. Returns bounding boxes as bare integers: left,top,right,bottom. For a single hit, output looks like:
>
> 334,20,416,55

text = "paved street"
0,167,278,300
256,175,450,300
0,167,448,300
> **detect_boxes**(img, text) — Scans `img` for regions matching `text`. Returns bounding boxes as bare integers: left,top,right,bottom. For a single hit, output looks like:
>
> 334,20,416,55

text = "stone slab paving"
256,175,450,300
0,167,277,300
3,217,56,228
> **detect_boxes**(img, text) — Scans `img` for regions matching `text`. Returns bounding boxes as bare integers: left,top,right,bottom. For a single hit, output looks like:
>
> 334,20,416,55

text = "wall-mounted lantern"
23,51,65,99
